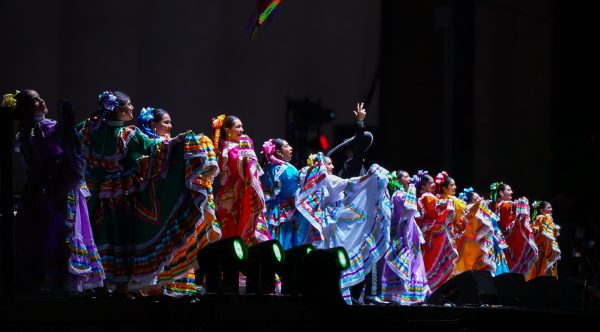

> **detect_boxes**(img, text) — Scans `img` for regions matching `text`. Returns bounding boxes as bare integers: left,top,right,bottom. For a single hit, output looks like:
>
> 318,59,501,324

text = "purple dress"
14,116,104,293
382,185,431,304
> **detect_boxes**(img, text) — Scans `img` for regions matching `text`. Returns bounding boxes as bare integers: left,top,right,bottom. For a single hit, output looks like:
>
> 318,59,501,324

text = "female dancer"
527,201,561,279
137,106,220,297
489,182,538,275
382,170,430,304
79,92,219,296
212,114,270,245
260,138,300,249
454,187,509,276
5,89,103,295
295,153,391,304
414,170,458,292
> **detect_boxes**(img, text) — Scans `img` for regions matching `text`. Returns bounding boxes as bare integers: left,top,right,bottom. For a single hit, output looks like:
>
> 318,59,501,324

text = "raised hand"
353,102,366,122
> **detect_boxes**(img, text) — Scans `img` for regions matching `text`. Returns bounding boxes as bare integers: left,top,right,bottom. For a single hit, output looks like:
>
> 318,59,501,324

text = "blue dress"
261,162,299,249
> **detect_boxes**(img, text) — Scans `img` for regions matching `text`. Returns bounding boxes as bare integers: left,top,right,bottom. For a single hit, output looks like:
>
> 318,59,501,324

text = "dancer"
79,91,219,297
489,182,538,275
382,170,430,304
454,187,509,276
295,153,391,304
260,138,300,249
4,89,104,295
212,114,270,245
413,170,458,292
527,201,561,279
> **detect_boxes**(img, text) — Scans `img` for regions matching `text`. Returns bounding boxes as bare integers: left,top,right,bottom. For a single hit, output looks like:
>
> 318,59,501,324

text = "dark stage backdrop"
2,0,599,275
0,0,382,191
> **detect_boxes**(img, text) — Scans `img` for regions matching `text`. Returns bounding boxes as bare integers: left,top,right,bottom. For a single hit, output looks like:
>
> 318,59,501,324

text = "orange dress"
527,214,560,279
416,192,458,291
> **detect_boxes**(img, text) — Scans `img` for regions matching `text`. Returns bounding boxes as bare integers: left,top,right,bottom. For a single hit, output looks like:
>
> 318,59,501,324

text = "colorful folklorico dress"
295,161,391,304
527,214,560,279
495,198,538,276
215,135,270,245
261,160,300,250
416,192,458,292
452,199,509,276
15,115,104,293
382,184,430,304
79,118,220,289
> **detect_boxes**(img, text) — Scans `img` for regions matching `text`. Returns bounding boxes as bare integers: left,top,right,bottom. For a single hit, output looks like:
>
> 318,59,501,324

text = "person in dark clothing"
326,102,387,305
327,102,373,179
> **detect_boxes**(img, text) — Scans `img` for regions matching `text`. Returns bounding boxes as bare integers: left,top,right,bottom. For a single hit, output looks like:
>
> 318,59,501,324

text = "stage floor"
1,294,598,331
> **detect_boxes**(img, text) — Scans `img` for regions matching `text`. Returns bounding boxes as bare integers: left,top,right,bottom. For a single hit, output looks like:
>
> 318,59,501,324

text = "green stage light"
337,248,349,269
244,240,285,295
298,246,350,305
280,244,315,296
196,236,248,294
234,238,246,260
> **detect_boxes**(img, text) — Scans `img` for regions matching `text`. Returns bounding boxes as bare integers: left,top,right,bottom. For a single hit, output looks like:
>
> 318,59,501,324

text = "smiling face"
116,98,134,121
499,185,513,201
152,113,172,138
541,202,552,215
422,176,436,193
225,118,244,142
399,171,411,190
443,178,457,196
28,90,48,116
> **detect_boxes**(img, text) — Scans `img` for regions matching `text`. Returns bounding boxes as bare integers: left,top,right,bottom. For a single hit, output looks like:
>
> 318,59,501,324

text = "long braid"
211,114,226,154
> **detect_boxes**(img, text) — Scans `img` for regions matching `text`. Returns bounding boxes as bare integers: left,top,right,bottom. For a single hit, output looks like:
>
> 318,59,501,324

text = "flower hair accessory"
412,169,429,190
138,107,159,138
262,139,284,165
98,91,119,112
306,152,326,166
212,114,225,129
531,200,542,219
434,171,449,186
2,91,19,110
387,171,403,194
458,187,474,202
489,181,504,202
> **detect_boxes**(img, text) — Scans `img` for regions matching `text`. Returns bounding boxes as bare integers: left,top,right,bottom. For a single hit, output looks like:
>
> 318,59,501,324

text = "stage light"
244,240,285,295
298,247,350,305
426,270,498,306
196,236,248,294
279,244,315,296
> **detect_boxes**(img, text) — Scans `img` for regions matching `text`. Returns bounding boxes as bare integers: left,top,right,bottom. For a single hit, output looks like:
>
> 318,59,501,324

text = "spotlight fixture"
196,236,248,294
299,247,350,305
280,244,315,296
244,240,285,295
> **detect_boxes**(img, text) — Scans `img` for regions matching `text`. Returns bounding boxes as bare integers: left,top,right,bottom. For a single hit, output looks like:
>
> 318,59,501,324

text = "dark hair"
138,107,169,138
416,174,434,197
437,176,455,195
261,138,286,166
13,89,36,122
215,115,240,150
113,91,130,108
532,200,551,219
465,191,477,204
89,90,132,127
396,169,409,178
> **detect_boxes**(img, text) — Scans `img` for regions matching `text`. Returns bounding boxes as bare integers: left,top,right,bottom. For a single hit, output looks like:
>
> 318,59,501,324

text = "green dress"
78,119,220,288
